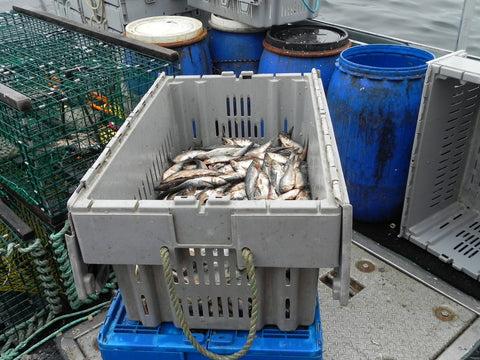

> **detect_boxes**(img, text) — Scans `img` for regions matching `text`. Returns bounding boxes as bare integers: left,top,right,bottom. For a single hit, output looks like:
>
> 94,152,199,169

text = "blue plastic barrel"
123,50,161,95
327,44,434,222
126,16,212,76
208,14,266,75
258,24,350,89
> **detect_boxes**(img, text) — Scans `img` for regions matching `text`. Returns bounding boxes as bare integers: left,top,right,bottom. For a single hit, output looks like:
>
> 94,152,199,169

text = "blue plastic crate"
98,292,323,360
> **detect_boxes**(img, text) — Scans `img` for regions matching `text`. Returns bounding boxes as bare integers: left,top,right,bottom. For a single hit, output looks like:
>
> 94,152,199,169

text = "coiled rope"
84,0,107,26
1,221,116,359
160,247,259,360
0,238,61,358
50,221,117,310
23,238,63,317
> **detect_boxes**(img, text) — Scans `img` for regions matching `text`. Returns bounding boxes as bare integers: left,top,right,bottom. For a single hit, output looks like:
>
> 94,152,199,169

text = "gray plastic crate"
67,70,351,330
187,0,320,27
53,0,209,33
400,51,480,281
113,250,319,331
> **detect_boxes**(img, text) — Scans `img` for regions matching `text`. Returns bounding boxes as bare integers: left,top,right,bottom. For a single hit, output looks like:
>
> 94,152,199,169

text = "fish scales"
155,133,312,202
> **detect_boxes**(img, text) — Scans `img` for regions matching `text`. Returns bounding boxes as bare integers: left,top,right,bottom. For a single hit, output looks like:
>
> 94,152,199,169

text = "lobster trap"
0,199,53,351
0,9,179,221
0,185,63,286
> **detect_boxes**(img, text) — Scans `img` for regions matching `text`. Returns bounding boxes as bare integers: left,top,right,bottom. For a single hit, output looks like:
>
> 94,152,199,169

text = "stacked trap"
0,199,59,353
0,7,178,356
0,9,179,222
69,70,351,358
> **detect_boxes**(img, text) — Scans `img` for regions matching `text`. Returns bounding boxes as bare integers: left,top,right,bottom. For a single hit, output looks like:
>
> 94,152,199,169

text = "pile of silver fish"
154,133,310,202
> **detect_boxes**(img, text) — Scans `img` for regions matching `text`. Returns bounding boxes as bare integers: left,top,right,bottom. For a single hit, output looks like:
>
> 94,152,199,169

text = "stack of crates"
99,292,323,360
186,0,320,27
52,0,209,34
69,70,352,359
0,8,179,355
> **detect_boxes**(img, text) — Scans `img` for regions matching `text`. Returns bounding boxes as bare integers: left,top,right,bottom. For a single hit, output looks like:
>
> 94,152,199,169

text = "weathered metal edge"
353,231,480,316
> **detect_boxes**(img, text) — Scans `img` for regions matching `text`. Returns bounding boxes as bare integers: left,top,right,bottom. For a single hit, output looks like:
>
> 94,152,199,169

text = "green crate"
0,11,179,219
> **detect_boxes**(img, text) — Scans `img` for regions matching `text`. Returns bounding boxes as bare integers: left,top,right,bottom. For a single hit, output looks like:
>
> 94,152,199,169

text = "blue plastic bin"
98,292,323,360
327,44,434,222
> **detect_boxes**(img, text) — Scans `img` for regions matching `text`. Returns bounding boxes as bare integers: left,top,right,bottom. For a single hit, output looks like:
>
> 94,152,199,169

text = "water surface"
317,0,480,55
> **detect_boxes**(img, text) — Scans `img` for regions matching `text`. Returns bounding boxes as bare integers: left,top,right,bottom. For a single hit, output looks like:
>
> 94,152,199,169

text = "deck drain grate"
320,270,364,298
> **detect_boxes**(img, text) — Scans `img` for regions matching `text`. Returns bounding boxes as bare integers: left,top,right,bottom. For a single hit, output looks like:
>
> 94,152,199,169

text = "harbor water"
316,0,480,56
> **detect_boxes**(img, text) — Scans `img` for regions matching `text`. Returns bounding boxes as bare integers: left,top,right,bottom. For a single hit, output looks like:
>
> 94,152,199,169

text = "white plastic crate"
187,0,320,27
67,70,351,330
401,51,480,281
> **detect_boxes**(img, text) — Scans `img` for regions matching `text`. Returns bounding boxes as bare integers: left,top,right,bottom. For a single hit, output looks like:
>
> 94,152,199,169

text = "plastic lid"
209,13,264,33
265,24,349,52
125,16,203,44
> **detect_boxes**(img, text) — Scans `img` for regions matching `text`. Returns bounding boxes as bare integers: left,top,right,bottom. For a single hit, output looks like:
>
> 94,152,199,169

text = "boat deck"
0,2,476,359
49,232,479,360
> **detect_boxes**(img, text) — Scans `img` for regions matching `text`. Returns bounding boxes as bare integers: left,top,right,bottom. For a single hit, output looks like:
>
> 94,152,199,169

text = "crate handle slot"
0,83,33,112
0,199,34,240
160,247,258,360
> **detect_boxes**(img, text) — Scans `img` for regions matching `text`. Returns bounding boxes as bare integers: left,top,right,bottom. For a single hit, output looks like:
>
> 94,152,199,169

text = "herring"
155,132,311,203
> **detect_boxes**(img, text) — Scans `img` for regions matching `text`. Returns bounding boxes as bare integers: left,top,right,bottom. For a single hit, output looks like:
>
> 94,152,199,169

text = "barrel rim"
263,39,352,58
209,13,266,34
152,28,208,48
126,16,204,45
337,44,435,78
264,24,350,52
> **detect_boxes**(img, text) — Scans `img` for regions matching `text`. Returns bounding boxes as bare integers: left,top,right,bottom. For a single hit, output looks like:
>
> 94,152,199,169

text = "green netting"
0,186,117,356
0,11,179,219
0,187,61,282
0,217,50,351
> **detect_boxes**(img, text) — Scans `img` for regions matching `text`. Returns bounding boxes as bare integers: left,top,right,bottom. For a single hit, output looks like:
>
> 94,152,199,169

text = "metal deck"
320,236,479,359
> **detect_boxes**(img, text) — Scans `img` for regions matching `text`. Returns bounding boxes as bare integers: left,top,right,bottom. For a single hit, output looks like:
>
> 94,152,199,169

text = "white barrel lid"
126,16,203,44
209,13,265,33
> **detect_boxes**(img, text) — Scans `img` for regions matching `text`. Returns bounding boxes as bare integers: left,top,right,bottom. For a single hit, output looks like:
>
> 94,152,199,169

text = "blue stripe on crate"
98,291,323,360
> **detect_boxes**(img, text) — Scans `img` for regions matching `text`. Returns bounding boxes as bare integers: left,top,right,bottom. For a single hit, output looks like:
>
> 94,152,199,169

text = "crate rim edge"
68,70,349,200
67,70,351,271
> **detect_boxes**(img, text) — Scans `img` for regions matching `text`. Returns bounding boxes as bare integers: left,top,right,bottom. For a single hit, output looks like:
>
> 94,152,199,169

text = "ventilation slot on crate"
428,81,479,210
218,95,264,138
172,247,252,322
453,223,480,259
